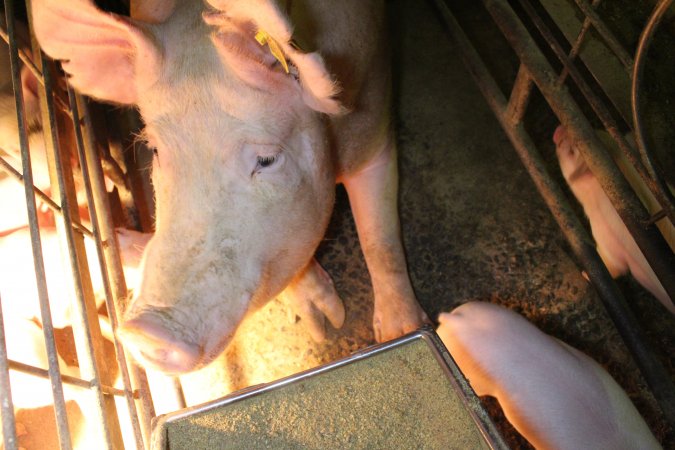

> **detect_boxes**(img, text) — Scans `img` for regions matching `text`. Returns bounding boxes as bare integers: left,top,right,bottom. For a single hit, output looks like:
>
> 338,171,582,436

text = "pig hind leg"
342,137,429,342
278,258,345,342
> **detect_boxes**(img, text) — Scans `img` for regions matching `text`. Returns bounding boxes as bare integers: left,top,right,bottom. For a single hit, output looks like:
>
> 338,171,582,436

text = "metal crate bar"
7,359,128,397
74,91,155,449
631,0,675,223
516,0,675,228
431,0,675,428
571,0,634,71
34,47,121,449
557,0,601,84
0,155,94,237
67,87,146,450
482,0,675,307
0,295,19,450
4,1,73,447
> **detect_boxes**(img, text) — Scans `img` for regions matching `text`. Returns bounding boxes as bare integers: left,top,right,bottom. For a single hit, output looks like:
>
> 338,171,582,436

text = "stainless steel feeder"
151,328,507,450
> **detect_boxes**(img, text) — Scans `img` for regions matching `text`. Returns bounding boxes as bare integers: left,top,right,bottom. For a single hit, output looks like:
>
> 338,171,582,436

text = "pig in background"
0,35,90,235
437,302,662,450
30,0,429,374
554,125,674,314
0,226,150,449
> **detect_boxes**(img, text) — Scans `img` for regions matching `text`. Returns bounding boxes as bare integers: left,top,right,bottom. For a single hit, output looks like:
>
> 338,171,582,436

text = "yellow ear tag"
255,30,290,74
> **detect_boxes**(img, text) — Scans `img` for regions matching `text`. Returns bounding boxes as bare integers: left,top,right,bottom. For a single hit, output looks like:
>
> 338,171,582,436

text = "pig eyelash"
256,154,278,169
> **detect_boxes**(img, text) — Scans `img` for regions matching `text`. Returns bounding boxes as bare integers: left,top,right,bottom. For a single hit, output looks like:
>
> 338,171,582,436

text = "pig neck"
277,0,393,177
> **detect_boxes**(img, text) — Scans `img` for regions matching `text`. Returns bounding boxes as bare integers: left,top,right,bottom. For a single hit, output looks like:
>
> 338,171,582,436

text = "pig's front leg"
342,138,428,342
278,258,345,342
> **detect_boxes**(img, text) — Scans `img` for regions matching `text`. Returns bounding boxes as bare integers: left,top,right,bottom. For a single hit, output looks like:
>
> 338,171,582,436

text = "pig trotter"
343,139,429,342
279,258,345,342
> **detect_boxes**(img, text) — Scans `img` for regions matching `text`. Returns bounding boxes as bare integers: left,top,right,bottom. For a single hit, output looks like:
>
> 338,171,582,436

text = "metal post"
77,94,155,449
4,0,73,447
0,294,19,450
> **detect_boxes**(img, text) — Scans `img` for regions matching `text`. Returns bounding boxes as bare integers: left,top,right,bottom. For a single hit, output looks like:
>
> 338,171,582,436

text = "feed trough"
152,328,507,450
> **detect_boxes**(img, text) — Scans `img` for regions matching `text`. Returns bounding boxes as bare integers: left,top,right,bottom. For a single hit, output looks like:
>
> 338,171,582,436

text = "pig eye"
255,154,279,172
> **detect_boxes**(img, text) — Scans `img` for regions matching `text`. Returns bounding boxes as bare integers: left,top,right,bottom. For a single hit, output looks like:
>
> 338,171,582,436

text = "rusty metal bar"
0,21,40,85
4,1,73,448
76,93,154,449
0,295,19,450
571,0,634,71
0,154,95,238
46,71,124,448
7,359,129,397
505,63,533,124
516,0,675,231
557,0,602,85
23,1,122,443
0,22,71,115
483,0,675,305
431,0,675,428
631,0,675,219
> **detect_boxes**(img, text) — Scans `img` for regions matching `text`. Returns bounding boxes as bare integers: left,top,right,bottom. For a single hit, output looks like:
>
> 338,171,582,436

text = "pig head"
31,0,428,373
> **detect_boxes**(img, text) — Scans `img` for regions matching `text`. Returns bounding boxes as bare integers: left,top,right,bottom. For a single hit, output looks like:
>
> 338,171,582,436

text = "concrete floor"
178,1,674,447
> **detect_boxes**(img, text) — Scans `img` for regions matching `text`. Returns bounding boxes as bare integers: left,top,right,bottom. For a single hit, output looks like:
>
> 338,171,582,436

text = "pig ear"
31,0,161,104
203,3,345,115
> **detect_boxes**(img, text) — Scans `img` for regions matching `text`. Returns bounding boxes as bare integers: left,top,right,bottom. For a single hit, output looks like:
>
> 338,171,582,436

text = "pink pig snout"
119,310,204,374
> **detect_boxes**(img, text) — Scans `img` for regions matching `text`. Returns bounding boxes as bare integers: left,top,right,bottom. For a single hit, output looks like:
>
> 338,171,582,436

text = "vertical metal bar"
4,1,73,448
0,294,19,450
432,0,675,428
77,93,154,450
23,0,120,444
66,85,132,447
40,57,115,448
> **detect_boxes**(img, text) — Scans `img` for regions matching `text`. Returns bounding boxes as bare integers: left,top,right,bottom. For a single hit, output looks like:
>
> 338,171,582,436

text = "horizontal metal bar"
432,0,675,428
557,0,602,84
0,21,41,85
505,63,533,124
7,359,134,398
0,154,95,238
73,91,147,449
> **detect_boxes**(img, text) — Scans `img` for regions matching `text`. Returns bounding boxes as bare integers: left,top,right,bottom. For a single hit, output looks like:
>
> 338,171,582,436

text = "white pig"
554,125,673,314
30,0,428,373
0,227,149,328
437,302,662,450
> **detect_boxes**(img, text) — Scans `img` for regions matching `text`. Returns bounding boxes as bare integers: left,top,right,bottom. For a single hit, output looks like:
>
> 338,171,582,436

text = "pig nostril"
118,316,203,374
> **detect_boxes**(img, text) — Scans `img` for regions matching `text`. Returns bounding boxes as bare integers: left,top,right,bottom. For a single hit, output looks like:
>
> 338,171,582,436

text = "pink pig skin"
30,0,428,373
554,125,673,314
437,302,661,450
